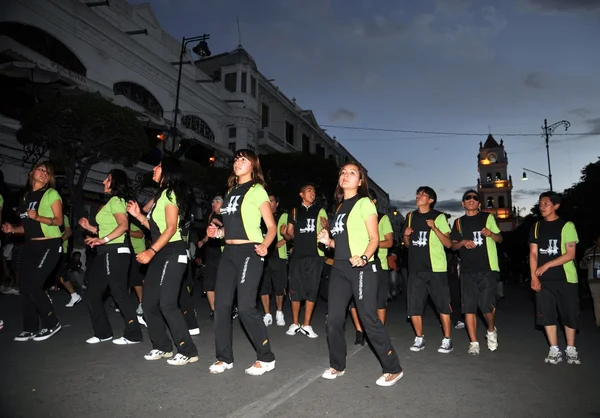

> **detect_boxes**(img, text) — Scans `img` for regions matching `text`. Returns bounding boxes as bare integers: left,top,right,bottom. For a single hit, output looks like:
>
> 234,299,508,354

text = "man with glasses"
402,186,453,353
451,190,501,355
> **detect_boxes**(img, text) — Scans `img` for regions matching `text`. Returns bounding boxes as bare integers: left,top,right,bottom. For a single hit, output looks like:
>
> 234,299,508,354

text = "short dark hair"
299,183,316,193
462,189,480,201
539,191,561,205
268,193,280,203
369,189,378,201
417,186,437,208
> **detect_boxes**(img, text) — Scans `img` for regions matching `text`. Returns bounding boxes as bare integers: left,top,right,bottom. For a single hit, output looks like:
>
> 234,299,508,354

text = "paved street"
1,283,599,418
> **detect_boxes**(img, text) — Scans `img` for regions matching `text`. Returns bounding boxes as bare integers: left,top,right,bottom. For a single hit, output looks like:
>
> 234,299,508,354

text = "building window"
228,127,237,138
498,196,505,208
302,134,310,153
261,103,270,128
181,115,215,142
228,142,236,152
487,197,494,208
113,82,163,118
250,76,257,97
316,144,325,158
285,122,295,145
224,72,237,92
496,172,502,181
486,173,492,182
240,72,247,93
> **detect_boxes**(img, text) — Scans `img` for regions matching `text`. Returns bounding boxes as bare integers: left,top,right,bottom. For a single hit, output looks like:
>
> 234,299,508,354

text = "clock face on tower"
487,152,498,163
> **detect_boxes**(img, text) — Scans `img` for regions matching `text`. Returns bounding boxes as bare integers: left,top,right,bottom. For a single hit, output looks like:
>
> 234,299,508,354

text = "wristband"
149,247,158,254
103,236,110,243
360,255,369,263
49,217,54,226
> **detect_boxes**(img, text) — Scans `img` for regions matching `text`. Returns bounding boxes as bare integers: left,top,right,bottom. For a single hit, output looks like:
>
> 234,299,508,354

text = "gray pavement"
1,283,599,418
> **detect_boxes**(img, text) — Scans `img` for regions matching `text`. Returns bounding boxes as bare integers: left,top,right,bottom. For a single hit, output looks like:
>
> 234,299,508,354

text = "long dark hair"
156,157,191,220
227,149,267,189
107,169,133,201
334,161,370,206
25,161,56,193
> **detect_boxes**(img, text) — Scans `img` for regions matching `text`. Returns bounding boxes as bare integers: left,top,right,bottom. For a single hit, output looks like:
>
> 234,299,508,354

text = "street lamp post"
170,34,211,154
522,167,551,190
541,118,570,192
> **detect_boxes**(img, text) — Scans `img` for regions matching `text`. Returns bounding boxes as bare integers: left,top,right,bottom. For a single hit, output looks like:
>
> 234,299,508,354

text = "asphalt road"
1,283,599,418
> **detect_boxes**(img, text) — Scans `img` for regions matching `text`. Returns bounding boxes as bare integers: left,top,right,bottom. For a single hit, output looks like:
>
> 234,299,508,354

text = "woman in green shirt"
2,162,63,342
79,169,142,345
317,162,403,387
127,157,198,365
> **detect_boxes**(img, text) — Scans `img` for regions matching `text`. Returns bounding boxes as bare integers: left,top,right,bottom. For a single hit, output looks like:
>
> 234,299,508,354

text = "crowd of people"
0,150,597,386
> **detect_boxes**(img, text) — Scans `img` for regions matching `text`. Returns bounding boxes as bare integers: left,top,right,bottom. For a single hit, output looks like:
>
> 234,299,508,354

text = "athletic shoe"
263,313,273,326
4,287,19,296
137,316,147,327
486,328,498,352
136,303,143,316
275,311,285,326
544,347,563,365
167,353,199,366
376,371,404,387
33,324,62,341
300,325,318,339
245,360,275,376
354,331,365,346
468,342,480,356
86,336,113,344
112,337,141,345
565,346,581,365
189,328,200,336
144,349,173,361
322,368,345,380
0,320,3,332
14,331,36,342
286,324,301,336
438,338,453,354
454,321,465,329
231,307,239,320
409,336,425,352
65,293,82,308
209,361,233,374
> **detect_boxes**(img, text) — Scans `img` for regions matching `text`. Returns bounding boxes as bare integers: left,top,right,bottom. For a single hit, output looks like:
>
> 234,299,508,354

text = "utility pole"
541,118,570,192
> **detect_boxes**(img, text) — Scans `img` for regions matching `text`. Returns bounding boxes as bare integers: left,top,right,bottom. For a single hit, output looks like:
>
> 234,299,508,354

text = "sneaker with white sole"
245,360,275,376
167,353,199,366
468,341,480,355
86,336,113,344
137,316,147,327
112,337,141,345
486,328,498,352
438,338,453,354
300,325,318,338
263,313,273,326
65,293,82,308
144,349,173,360
322,367,345,380
565,346,581,365
454,321,465,329
410,336,425,352
376,371,404,387
33,324,62,341
136,303,143,316
544,346,562,365
189,328,200,336
209,361,233,374
14,331,36,342
275,311,285,326
286,324,301,336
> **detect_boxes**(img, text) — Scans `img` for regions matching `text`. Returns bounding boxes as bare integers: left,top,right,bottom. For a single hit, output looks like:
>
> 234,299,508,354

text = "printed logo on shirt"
330,214,346,236
540,239,559,256
299,218,316,234
20,201,38,218
222,195,241,215
473,231,483,246
412,231,428,247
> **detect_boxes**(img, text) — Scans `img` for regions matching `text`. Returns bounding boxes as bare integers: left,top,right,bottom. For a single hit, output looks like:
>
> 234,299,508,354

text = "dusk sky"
132,0,600,218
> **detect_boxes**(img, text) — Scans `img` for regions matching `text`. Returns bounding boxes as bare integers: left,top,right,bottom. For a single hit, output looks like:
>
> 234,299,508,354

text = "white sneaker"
167,353,199,366
468,342,480,356
486,328,498,352
544,346,563,365
454,321,465,329
189,328,200,336
137,316,147,327
112,337,141,345
410,336,425,352
65,293,82,308
376,371,403,387
144,349,173,361
136,303,143,316
263,313,273,326
209,361,233,374
565,346,581,365
300,325,318,339
322,367,345,380
286,324,301,336
438,338,453,354
275,311,285,326
245,360,275,376
86,336,113,344
0,319,3,332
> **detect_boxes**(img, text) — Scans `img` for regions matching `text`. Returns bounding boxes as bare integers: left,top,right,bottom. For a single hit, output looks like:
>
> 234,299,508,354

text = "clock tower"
477,134,517,231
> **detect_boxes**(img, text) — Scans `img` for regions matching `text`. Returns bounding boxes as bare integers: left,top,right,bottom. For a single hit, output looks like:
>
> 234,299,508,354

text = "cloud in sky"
329,108,357,122
523,72,544,89
394,161,413,168
528,0,600,11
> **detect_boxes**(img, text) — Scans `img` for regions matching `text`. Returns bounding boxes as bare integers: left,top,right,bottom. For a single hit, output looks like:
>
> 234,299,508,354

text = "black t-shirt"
330,195,360,261
451,212,498,273
263,211,282,257
205,212,224,250
18,188,48,240
401,209,449,273
221,181,254,240
289,204,323,257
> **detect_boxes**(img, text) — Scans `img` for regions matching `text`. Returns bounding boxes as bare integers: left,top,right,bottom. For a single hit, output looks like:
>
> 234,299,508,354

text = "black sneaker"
14,331,36,342
33,324,62,342
354,331,365,346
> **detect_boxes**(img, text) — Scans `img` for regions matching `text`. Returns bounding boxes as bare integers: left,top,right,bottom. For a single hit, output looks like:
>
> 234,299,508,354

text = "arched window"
486,173,492,182
498,196,505,208
113,82,163,118
495,172,502,181
487,197,494,208
181,115,215,142
0,22,86,76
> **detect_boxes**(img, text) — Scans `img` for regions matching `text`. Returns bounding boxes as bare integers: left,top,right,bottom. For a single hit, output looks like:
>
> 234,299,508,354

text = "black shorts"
407,271,452,316
260,257,287,296
128,257,147,287
377,269,389,309
203,247,222,292
288,256,324,302
536,281,579,329
461,271,498,314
